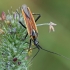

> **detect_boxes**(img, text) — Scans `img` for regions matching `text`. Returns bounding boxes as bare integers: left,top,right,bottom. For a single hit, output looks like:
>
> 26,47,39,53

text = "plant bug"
18,4,70,62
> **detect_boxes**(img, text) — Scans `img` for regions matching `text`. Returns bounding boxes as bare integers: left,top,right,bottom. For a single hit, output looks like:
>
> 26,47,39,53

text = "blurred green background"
0,0,70,70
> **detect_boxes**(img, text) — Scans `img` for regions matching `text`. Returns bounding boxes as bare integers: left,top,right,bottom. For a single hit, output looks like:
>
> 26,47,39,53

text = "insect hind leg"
32,13,41,22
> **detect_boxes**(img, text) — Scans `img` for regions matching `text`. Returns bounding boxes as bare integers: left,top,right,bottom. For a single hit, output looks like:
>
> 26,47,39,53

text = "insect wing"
28,7,38,36
22,5,38,37
22,5,30,18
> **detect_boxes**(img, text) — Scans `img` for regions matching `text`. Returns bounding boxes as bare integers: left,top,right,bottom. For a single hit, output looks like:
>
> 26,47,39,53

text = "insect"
18,4,70,62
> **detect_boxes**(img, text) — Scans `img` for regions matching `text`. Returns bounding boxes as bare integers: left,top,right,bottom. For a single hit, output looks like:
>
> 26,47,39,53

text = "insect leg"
28,39,32,51
19,21,26,29
19,21,28,40
16,10,25,27
28,45,40,63
19,42,30,55
24,42,37,50
22,32,28,41
32,13,41,22
21,41,36,54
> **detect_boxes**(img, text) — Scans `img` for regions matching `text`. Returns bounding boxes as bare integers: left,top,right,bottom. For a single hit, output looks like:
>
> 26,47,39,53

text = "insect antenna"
38,44,70,60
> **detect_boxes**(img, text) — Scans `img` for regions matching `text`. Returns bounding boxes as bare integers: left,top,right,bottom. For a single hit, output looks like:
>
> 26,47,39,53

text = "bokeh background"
0,0,70,70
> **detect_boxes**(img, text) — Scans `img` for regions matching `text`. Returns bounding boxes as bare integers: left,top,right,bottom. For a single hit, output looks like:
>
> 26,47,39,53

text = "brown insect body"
21,5,38,40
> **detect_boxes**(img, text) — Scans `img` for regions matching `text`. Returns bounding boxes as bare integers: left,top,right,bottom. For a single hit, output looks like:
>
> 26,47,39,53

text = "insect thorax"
31,29,38,37
30,29,39,45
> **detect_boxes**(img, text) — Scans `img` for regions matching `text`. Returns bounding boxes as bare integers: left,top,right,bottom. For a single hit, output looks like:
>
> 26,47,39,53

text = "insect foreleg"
28,45,40,64
19,21,26,29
